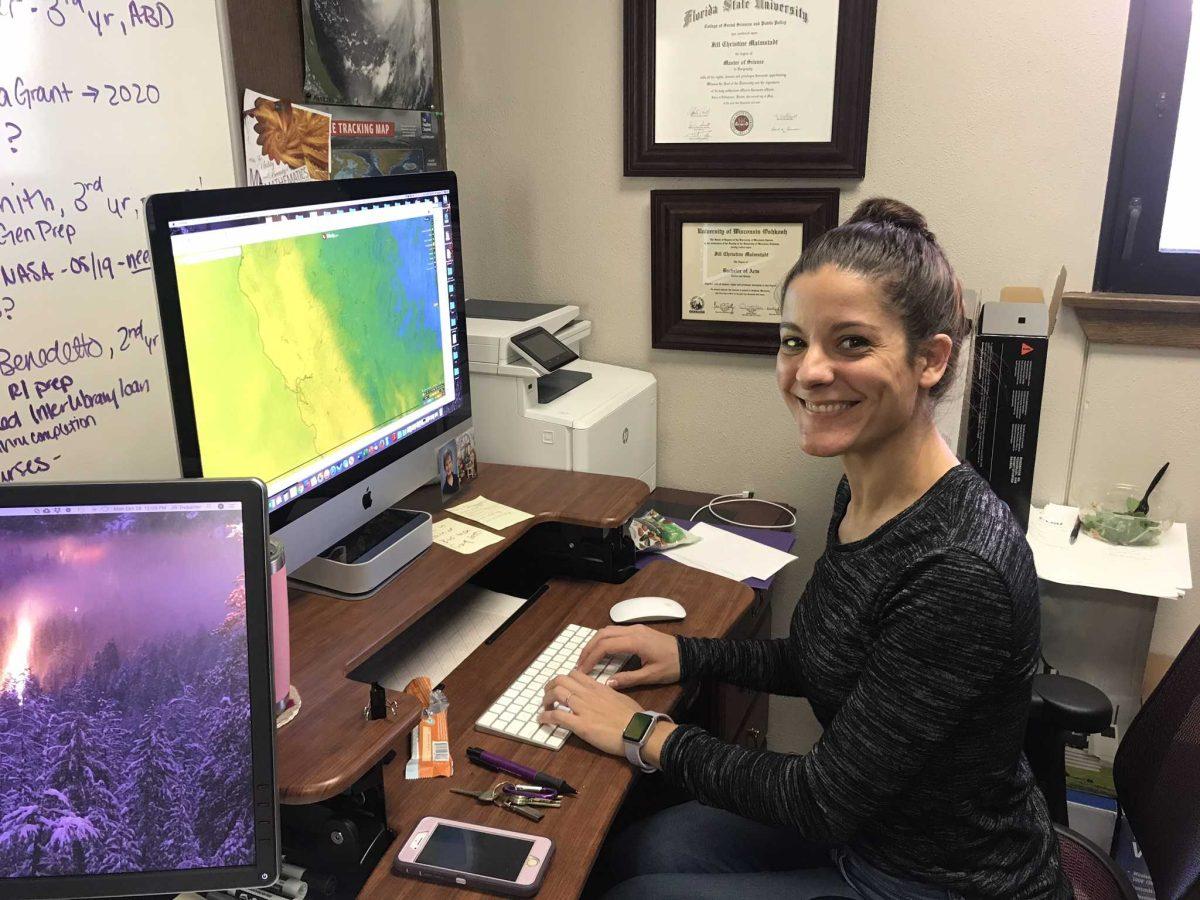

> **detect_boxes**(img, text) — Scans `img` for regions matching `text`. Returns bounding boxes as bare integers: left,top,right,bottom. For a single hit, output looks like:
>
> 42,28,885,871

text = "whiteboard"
0,0,240,484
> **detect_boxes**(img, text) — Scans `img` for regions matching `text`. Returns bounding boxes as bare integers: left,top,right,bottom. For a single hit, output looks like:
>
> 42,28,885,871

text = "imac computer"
0,478,278,900
146,173,473,597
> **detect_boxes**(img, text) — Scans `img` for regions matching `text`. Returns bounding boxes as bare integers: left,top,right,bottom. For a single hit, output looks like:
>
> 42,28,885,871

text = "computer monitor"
0,479,278,900
145,173,472,593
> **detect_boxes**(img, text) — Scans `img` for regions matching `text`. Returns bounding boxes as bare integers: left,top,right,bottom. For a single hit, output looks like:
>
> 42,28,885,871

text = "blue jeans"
599,801,957,900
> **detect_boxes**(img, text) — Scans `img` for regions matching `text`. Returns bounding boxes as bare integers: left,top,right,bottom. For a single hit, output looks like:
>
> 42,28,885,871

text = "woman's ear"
917,334,953,390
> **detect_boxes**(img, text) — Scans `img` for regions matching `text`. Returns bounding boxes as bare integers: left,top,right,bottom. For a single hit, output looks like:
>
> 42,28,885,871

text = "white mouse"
609,596,687,624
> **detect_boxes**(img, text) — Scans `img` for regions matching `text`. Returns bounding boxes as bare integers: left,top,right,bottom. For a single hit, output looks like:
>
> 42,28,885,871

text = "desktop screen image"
167,189,461,508
0,503,256,881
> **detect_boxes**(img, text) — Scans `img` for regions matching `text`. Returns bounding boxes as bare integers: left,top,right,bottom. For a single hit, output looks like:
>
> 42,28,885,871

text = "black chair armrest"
1031,673,1113,734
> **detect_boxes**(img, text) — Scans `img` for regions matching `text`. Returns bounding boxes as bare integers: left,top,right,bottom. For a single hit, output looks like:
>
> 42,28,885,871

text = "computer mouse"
609,596,687,624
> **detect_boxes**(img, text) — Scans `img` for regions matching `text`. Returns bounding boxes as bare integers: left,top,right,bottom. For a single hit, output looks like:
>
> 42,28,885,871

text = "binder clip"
364,682,399,721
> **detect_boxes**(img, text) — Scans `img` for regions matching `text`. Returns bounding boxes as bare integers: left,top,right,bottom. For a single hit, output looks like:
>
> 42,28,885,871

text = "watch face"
623,712,653,743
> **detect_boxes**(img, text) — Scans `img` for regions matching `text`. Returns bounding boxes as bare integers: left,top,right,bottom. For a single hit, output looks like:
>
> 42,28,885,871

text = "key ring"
502,783,559,800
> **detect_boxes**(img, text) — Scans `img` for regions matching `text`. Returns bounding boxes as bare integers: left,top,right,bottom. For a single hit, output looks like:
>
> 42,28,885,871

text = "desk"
276,464,756,898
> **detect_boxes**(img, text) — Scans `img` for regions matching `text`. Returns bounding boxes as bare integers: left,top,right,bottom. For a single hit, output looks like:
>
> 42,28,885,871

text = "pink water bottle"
268,539,291,715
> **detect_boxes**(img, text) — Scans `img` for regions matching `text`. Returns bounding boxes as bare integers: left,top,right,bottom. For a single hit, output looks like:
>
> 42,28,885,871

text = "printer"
466,299,657,489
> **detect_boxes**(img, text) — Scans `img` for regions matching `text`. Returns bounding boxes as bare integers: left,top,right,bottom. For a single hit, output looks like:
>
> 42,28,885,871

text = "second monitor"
147,173,473,596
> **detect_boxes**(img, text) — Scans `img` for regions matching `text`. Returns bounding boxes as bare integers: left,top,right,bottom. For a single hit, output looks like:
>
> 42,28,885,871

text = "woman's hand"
539,670,644,756
575,625,682,691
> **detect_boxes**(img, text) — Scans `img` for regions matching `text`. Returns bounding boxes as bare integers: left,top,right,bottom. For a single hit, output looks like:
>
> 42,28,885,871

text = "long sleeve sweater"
659,464,1072,900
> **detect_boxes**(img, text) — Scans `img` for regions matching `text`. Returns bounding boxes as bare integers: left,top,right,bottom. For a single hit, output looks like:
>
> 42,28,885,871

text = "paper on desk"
433,517,505,553
355,585,527,691
1027,504,1192,599
447,495,533,530
662,521,798,582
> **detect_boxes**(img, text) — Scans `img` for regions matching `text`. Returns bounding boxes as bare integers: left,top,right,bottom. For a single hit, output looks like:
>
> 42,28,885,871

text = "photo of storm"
0,506,255,879
303,0,440,110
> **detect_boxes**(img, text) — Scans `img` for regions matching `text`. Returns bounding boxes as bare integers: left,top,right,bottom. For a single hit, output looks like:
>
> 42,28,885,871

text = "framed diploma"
652,188,839,354
625,0,877,177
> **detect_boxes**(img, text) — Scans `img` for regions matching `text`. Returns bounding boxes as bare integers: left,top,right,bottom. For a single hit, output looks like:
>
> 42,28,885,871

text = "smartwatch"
623,711,673,773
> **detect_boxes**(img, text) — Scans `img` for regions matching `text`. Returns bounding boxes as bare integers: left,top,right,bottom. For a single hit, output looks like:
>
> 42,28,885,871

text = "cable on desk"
692,493,797,530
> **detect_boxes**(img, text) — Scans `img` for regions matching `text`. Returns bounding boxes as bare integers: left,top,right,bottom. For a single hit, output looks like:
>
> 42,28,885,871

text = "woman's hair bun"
846,197,936,243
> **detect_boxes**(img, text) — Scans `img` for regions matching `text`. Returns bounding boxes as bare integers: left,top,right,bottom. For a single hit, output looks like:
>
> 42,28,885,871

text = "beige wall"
439,1,1197,748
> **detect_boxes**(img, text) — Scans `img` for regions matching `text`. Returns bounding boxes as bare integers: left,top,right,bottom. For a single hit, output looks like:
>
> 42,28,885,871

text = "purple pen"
466,746,578,795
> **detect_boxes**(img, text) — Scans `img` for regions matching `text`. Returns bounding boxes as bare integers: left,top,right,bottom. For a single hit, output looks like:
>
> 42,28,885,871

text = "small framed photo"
651,188,840,354
455,428,478,486
435,437,460,499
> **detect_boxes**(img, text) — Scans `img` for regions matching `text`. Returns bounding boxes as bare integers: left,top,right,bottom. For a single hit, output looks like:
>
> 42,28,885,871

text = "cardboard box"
964,269,1066,529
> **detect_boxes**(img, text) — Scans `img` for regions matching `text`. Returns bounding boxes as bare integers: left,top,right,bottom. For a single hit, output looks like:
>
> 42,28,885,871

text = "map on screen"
174,214,447,482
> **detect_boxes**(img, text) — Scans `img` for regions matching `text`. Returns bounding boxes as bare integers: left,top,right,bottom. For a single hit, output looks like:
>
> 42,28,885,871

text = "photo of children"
456,428,478,485
436,437,460,498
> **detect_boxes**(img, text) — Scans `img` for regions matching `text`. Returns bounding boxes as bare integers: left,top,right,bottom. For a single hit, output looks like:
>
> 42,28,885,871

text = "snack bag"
404,677,452,779
628,509,700,552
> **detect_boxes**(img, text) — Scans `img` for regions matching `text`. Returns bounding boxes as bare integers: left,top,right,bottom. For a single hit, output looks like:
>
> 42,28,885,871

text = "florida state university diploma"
654,0,839,144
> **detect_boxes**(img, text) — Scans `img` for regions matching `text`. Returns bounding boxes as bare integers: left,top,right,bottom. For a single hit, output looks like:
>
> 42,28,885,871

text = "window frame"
1095,0,1200,295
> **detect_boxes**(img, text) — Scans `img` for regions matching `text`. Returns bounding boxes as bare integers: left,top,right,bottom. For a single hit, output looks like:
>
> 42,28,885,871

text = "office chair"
1038,624,1200,899
1107,623,1200,900
1054,822,1136,899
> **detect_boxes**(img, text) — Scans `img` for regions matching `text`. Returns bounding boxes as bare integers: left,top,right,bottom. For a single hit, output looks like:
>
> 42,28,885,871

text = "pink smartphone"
393,816,554,896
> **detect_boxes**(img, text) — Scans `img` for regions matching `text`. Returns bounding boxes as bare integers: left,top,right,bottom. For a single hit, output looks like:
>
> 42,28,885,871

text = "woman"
539,199,1071,899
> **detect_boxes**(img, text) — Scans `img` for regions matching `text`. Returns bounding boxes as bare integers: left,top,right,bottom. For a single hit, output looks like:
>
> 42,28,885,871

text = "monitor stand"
290,506,433,600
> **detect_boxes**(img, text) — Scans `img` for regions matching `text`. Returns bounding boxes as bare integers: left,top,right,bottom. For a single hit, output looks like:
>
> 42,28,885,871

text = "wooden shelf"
1062,292,1200,350
275,463,650,805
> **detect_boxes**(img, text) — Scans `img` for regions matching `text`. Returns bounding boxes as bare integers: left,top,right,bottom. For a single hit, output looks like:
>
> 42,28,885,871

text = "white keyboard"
474,623,630,750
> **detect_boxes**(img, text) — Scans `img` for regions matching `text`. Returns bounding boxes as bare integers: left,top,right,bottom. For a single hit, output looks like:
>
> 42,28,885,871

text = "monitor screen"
160,182,466,514
0,500,258,885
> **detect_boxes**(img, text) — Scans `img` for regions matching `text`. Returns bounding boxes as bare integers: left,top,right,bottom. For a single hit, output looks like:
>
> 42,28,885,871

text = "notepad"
662,522,798,582
432,517,505,554
447,495,534,530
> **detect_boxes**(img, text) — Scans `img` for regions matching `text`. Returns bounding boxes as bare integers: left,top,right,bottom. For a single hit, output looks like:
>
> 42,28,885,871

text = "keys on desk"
473,623,631,750
449,782,553,822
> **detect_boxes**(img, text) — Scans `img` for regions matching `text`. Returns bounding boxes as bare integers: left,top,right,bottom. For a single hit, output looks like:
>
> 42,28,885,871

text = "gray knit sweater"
660,464,1072,899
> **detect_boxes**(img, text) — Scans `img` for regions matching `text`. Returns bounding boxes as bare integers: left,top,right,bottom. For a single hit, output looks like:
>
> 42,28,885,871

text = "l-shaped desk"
276,463,757,898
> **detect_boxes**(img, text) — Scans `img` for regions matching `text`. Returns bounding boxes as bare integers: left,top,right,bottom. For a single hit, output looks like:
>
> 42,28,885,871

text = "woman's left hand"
539,670,643,757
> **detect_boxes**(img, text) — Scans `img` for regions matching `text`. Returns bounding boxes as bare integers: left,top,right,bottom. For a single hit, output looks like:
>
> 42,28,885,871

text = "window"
1095,0,1200,295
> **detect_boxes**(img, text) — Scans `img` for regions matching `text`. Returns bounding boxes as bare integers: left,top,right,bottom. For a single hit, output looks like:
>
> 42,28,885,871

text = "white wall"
440,1,1162,750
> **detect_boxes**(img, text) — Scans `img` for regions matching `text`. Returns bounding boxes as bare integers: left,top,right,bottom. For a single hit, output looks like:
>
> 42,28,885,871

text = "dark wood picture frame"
624,0,877,177
652,189,839,354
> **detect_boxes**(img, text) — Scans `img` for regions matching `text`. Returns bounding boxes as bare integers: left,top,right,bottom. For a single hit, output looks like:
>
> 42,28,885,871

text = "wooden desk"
359,562,754,899
276,463,755,897
276,463,649,804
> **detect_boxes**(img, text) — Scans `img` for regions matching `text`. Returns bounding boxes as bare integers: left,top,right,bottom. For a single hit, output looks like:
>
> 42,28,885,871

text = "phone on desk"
393,816,554,896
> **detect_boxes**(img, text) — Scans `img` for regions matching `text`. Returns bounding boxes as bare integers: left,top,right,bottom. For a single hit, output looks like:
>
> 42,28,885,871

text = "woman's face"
776,264,946,458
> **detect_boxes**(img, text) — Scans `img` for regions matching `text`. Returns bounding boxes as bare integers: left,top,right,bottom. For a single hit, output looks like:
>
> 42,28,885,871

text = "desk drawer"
713,594,772,743
732,693,769,750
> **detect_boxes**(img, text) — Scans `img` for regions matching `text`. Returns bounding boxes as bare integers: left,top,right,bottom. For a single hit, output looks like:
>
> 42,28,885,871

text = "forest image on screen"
0,509,255,879
174,213,447,482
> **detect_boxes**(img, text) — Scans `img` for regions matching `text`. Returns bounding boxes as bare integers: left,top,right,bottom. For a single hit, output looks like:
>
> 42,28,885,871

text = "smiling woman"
561,199,1072,900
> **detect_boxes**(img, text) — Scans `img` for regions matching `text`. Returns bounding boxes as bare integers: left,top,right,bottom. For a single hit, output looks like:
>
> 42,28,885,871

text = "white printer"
466,299,657,489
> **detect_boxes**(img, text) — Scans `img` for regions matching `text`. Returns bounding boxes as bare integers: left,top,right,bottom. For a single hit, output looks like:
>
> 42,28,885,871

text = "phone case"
393,818,554,897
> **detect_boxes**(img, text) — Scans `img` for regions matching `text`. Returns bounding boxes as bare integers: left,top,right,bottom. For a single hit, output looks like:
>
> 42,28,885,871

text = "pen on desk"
1069,516,1082,544
467,746,578,796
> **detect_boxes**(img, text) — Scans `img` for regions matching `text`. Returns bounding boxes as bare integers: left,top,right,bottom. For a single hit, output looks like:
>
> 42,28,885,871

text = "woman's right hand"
576,625,682,690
